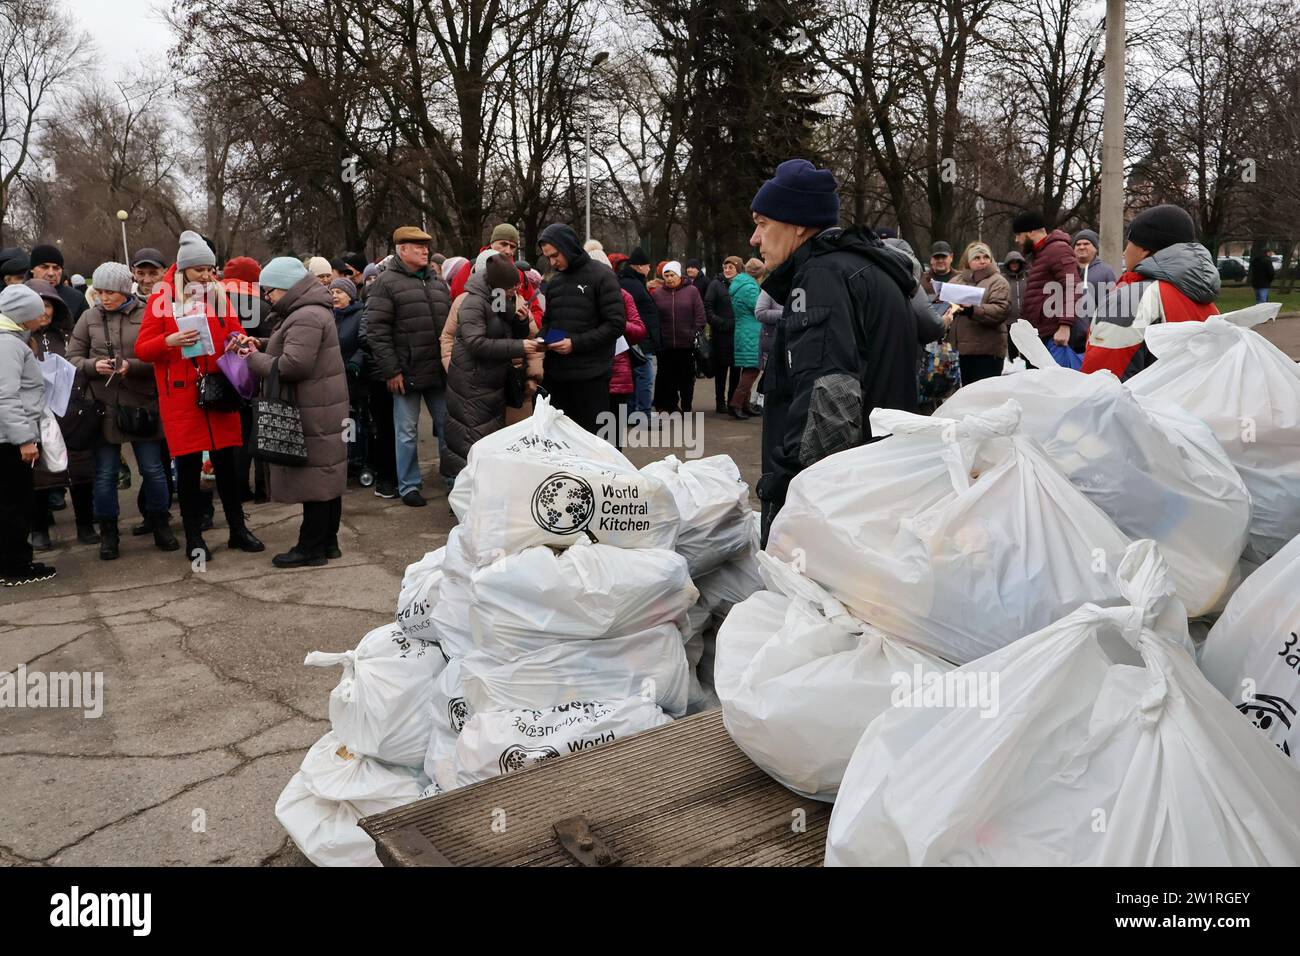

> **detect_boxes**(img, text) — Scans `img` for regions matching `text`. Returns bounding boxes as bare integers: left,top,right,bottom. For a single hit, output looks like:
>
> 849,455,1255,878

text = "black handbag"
195,365,243,412
115,404,159,437
61,379,104,451
504,363,527,409
252,359,308,466
101,312,159,437
692,331,713,376
628,344,649,368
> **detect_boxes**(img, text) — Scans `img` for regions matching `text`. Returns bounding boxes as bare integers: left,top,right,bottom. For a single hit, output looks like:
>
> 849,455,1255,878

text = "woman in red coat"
134,232,263,562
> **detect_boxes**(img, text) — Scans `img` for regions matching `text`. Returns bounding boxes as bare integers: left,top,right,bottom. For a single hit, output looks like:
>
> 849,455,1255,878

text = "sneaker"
402,491,427,507
3,563,57,587
374,481,399,499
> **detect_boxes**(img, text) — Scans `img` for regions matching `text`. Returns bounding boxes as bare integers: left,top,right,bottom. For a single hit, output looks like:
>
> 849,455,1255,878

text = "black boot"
98,519,120,560
77,522,101,545
227,514,265,553
272,547,326,568
149,511,179,552
183,516,211,564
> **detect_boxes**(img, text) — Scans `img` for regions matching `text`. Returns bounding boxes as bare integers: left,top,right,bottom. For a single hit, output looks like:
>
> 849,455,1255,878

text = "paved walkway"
4,314,1296,867
0,380,762,866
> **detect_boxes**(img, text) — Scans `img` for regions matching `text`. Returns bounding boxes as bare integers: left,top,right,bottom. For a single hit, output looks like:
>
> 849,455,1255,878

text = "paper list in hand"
935,282,986,307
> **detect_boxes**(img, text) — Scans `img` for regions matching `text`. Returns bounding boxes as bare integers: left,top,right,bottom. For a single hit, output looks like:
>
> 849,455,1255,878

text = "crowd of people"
0,156,1229,587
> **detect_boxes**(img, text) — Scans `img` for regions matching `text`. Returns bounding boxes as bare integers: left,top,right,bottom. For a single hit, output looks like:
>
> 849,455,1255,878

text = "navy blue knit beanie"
751,159,839,228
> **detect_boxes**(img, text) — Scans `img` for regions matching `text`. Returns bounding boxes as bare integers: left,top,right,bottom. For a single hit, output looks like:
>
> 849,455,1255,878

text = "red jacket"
1021,229,1078,339
609,289,646,395
135,263,244,457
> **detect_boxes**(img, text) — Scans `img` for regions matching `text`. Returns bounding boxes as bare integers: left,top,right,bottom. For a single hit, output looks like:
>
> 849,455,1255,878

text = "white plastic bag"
275,732,426,867
465,543,696,651
941,323,1250,615
449,698,671,789
641,454,753,576
449,394,632,520
430,528,475,659
1126,314,1300,562
304,622,446,768
825,541,1300,866
768,400,1133,664
1201,532,1300,764
716,553,952,800
457,451,680,566
395,547,444,640
38,406,67,473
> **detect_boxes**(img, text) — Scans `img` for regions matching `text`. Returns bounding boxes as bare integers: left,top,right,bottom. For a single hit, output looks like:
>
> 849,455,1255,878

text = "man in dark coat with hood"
749,159,919,546
536,223,626,433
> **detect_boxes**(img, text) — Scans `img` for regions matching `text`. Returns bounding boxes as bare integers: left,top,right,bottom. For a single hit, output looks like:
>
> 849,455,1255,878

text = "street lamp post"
116,209,130,263
1100,0,1126,271
585,50,610,243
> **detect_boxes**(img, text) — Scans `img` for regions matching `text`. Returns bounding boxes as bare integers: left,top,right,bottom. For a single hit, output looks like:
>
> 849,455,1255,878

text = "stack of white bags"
278,398,762,865
717,311,1300,865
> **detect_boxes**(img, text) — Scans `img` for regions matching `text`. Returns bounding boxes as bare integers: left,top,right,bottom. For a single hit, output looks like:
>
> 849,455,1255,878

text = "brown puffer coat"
363,256,451,391
66,297,163,443
946,264,1011,358
246,275,349,503
443,272,531,473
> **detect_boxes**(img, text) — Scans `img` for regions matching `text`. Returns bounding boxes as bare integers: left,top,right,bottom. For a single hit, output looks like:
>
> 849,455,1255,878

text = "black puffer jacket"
443,273,528,473
619,262,660,352
758,226,918,541
704,276,735,333
537,223,625,381
364,256,451,391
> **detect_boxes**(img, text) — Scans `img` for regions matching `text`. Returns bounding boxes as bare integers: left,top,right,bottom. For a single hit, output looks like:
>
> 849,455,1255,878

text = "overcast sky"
68,0,171,82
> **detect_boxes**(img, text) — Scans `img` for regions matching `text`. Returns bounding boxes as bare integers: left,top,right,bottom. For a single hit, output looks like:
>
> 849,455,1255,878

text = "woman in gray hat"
67,262,177,559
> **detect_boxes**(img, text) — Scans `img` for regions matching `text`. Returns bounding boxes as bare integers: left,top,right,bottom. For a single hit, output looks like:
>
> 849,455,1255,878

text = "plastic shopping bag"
641,454,753,576
939,321,1250,615
825,541,1300,866
395,546,444,640
1126,312,1300,562
456,450,680,566
275,732,426,867
767,400,1133,664
448,394,632,520
1200,532,1300,764
715,552,953,800
304,622,446,768
465,543,696,652
38,406,68,473
448,698,671,789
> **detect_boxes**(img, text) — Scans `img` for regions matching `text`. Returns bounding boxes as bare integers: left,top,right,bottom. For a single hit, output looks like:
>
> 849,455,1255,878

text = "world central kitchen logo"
530,471,654,540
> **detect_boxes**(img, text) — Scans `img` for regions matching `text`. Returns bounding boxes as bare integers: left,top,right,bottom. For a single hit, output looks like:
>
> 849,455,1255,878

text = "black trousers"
0,444,35,574
297,497,342,557
715,365,741,409
367,379,397,484
175,447,244,536
543,375,612,435
958,353,1004,388
34,481,92,531
654,349,696,413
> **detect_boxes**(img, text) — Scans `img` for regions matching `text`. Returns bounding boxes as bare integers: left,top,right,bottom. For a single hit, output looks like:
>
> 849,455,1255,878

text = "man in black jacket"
28,244,87,322
619,247,658,417
537,223,626,434
749,159,919,545
365,226,453,506
1249,247,1276,305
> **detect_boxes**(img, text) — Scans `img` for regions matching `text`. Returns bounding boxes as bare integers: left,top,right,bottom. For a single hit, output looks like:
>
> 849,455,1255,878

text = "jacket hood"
821,226,918,299
730,271,759,294
538,223,589,272
275,272,334,316
1004,250,1027,266
1134,242,1220,303
24,278,70,332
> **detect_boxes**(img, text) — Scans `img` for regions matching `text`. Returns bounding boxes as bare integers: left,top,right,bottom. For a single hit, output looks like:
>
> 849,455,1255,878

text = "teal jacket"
729,272,761,368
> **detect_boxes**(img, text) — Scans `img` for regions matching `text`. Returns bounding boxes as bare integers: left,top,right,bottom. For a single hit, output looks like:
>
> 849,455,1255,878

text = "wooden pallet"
359,708,831,866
